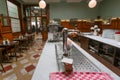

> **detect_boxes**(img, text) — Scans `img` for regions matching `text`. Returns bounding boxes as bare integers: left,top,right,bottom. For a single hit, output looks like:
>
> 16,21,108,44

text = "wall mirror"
0,14,10,27
3,17,10,26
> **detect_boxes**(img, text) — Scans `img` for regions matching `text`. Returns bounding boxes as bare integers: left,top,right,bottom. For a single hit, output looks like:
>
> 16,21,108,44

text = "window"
7,1,21,32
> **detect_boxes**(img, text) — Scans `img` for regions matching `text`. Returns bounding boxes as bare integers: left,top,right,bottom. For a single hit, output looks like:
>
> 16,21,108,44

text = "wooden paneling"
101,24,111,29
111,19,117,29
21,21,27,34
77,21,82,31
61,21,66,28
82,21,91,32
0,15,13,42
61,18,120,33
80,35,89,51
116,18,120,30
42,31,48,41
0,0,23,42
0,39,2,43
1,32,13,41
12,32,21,38
0,15,14,43
61,20,77,29
61,20,92,32
61,21,69,28
1,26,11,33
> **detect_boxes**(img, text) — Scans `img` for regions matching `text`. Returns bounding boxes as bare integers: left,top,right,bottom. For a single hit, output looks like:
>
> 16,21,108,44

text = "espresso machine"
48,22,60,42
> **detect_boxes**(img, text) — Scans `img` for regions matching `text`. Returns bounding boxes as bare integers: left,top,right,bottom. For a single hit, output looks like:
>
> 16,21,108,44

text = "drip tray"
72,46,100,72
55,43,101,72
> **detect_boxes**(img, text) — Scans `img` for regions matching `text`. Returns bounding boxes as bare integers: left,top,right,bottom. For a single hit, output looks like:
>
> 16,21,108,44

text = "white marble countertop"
69,38,120,79
31,41,59,80
32,37,120,80
83,35,120,48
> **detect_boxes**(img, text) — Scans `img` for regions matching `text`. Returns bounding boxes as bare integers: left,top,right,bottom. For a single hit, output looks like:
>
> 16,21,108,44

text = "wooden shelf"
1,31,12,34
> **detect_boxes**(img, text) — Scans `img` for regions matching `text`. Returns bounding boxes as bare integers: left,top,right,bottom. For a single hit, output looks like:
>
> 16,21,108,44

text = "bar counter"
32,38,120,80
83,34,120,48
31,41,58,80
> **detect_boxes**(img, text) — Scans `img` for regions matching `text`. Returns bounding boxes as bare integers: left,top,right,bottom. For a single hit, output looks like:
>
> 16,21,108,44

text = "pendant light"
39,0,46,9
88,0,97,8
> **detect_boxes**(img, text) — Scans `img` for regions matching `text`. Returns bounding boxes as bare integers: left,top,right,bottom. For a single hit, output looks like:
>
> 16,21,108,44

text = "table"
13,37,27,54
50,72,114,80
0,41,18,62
24,33,35,46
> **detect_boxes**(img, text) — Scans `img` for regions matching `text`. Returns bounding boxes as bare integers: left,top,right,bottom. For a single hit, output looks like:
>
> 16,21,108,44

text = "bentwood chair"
8,41,19,61
0,48,5,72
0,63,5,72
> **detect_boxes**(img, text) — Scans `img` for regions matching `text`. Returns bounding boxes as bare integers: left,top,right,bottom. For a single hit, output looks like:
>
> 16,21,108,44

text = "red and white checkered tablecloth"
50,72,113,80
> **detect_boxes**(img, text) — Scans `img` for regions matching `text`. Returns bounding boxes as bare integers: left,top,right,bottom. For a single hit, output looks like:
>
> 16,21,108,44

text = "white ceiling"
22,0,103,4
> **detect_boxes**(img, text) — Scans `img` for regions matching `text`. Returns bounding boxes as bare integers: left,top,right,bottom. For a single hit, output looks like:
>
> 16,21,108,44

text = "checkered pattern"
50,72,113,80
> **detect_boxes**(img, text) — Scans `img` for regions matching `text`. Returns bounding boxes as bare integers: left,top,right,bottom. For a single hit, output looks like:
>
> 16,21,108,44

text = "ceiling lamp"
88,0,97,8
39,0,46,9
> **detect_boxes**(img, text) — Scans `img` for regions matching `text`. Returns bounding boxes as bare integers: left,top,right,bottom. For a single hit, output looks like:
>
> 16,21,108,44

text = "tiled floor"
0,34,45,80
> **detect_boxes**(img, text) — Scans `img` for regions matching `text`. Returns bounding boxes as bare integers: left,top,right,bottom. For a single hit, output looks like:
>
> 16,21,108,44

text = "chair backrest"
0,48,3,63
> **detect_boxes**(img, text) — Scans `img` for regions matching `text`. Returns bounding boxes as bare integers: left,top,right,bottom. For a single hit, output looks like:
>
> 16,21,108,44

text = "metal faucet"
63,28,68,56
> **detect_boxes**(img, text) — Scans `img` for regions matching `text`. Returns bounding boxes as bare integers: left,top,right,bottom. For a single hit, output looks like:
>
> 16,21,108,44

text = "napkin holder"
61,58,73,74
3,39,10,45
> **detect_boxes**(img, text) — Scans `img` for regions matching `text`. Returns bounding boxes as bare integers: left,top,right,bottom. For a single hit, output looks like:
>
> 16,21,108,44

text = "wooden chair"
0,63,5,72
0,48,5,72
8,41,19,61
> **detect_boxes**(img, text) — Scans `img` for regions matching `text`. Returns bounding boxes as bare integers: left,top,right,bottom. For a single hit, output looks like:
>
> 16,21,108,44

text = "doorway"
24,5,49,40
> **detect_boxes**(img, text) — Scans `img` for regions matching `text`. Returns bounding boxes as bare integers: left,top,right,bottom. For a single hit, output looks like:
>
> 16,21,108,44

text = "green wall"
99,0,120,19
50,0,120,20
0,0,24,17
1,0,120,20
0,0,8,16
49,2,99,20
